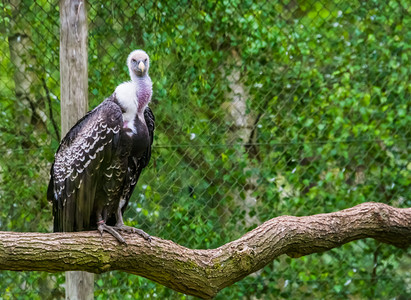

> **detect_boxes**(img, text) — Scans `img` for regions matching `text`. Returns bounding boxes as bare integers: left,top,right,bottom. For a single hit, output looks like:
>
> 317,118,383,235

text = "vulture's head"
127,50,150,79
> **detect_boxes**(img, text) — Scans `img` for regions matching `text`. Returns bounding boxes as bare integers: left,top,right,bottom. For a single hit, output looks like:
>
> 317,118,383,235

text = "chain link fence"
0,0,410,298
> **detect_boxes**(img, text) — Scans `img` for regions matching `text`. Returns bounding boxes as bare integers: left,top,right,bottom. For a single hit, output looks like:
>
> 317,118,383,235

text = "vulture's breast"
129,114,149,156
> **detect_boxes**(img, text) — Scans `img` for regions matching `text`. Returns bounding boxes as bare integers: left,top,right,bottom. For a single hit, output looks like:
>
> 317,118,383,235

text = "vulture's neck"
134,76,152,113
115,75,152,116
114,75,152,135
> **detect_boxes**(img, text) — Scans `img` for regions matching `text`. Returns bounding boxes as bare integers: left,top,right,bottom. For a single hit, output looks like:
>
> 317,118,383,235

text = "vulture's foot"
97,221,126,244
114,224,152,242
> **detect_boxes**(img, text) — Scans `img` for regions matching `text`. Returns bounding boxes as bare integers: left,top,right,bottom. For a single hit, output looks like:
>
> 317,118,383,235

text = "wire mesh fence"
0,0,410,298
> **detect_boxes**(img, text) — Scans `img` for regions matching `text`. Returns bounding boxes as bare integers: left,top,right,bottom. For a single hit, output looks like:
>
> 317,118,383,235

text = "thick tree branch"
0,202,410,299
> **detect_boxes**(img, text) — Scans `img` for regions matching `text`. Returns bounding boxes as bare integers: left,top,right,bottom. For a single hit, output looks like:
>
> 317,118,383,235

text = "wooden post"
59,0,93,299
60,0,88,134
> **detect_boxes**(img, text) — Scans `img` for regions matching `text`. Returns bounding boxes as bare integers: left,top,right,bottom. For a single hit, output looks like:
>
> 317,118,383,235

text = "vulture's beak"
138,61,145,73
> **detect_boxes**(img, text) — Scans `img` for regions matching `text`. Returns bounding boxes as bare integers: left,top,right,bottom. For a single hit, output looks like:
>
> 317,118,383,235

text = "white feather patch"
115,81,138,134
119,198,126,209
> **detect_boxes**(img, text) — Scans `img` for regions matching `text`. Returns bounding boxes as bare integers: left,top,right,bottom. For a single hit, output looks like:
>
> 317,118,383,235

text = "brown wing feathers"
49,100,122,232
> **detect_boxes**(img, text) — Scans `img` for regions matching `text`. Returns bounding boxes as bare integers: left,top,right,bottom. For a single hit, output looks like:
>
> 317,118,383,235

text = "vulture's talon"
114,225,151,241
98,222,127,244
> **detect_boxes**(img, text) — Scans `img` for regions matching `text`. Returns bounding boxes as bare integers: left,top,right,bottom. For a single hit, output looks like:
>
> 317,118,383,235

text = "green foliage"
0,0,410,299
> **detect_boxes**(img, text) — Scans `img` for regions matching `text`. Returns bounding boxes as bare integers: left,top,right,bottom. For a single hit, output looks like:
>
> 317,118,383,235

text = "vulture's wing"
142,106,155,168
117,106,155,217
47,100,123,232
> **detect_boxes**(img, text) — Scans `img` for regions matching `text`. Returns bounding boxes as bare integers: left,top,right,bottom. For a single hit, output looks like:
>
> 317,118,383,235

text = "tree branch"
0,202,409,299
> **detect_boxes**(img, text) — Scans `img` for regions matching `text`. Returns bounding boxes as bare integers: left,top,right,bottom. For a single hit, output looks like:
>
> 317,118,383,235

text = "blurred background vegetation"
0,0,410,299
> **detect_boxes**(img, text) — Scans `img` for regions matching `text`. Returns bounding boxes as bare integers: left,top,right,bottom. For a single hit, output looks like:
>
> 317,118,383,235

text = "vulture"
47,50,154,244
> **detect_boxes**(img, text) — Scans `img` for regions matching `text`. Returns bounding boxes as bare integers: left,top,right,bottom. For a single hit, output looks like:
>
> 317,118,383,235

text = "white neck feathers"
115,82,139,135
115,81,139,113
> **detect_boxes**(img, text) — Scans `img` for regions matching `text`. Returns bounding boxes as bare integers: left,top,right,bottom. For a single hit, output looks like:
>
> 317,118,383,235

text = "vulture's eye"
131,59,136,63
144,58,147,62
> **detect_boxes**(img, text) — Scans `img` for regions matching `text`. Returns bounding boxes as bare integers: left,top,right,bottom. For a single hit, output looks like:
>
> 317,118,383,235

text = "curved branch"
0,202,410,299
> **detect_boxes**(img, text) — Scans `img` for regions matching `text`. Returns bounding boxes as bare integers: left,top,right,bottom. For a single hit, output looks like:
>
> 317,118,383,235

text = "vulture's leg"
113,205,151,242
96,208,126,244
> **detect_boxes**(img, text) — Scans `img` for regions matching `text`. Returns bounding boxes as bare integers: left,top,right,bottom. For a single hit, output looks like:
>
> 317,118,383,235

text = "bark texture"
60,0,88,134
0,202,409,298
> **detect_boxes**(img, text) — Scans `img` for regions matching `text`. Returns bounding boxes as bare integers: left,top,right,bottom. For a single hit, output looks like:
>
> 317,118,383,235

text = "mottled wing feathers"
49,100,122,232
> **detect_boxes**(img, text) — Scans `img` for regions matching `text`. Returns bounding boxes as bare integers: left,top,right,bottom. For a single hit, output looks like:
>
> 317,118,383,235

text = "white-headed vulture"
47,50,154,243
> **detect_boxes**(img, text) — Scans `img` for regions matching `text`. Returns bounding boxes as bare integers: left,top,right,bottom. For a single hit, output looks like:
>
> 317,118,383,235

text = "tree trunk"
222,49,258,228
8,0,48,135
0,202,409,299
59,0,91,299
